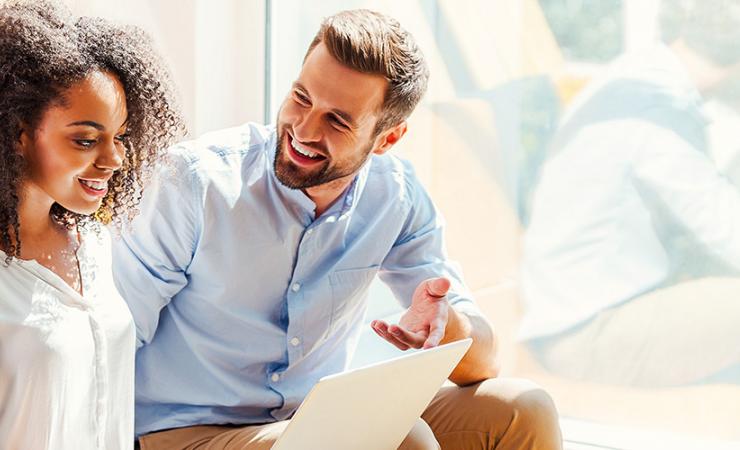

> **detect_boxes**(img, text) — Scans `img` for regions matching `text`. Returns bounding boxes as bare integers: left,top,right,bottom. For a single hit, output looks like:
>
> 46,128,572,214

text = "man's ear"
372,121,408,156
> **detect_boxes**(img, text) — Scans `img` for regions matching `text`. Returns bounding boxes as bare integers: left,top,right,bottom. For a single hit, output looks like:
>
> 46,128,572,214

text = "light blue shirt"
112,122,477,436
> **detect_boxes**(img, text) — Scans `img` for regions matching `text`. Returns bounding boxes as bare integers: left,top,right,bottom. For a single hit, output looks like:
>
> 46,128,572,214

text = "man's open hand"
371,277,450,350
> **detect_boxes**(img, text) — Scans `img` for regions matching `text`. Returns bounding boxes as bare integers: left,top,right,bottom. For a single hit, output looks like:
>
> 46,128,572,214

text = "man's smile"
286,133,327,167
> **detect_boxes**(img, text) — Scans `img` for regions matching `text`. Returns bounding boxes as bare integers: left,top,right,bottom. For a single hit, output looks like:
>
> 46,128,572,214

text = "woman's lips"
78,178,109,197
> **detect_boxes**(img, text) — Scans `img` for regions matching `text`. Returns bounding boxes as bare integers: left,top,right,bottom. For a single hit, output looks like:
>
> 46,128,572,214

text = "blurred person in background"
521,0,740,387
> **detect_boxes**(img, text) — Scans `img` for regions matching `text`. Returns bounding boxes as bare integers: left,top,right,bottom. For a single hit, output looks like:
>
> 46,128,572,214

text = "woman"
0,1,185,448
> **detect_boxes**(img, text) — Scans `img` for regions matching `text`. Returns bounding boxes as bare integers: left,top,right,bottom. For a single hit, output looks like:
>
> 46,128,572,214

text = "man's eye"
294,92,310,105
330,116,348,129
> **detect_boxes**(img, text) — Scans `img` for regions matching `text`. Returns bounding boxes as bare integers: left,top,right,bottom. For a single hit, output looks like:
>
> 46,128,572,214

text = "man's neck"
303,174,356,218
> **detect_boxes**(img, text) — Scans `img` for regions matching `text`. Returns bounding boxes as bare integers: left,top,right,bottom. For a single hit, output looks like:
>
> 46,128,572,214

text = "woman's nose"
95,139,125,171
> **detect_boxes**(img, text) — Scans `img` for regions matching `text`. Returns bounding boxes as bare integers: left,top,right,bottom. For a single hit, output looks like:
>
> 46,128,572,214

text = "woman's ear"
16,125,32,157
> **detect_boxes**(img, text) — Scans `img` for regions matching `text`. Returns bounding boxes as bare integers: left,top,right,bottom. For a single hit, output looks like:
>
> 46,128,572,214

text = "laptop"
271,338,473,450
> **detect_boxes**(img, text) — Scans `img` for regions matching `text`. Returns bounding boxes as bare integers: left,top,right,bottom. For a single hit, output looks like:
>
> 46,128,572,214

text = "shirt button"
290,337,301,346
291,283,301,292
271,373,280,382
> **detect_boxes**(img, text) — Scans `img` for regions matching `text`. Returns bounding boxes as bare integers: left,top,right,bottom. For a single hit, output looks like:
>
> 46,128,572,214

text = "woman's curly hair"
0,0,186,259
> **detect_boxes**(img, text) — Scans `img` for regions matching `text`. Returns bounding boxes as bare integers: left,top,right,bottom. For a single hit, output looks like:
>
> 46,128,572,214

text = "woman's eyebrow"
66,120,105,131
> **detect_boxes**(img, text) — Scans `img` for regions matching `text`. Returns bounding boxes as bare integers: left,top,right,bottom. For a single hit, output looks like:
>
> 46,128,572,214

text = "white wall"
64,0,266,136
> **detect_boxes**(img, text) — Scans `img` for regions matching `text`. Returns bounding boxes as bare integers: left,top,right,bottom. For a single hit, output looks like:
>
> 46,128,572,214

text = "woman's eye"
75,139,96,148
115,134,129,143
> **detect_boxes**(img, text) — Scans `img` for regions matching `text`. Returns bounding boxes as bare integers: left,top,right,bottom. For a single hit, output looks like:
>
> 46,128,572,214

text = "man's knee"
476,378,562,448
422,378,561,449
398,418,441,450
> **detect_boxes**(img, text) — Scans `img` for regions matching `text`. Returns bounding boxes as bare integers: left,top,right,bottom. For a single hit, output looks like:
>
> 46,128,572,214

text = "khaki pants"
531,277,740,387
138,378,562,450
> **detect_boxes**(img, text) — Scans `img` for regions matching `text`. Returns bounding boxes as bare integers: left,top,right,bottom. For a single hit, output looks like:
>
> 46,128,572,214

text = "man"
521,0,740,386
114,10,561,449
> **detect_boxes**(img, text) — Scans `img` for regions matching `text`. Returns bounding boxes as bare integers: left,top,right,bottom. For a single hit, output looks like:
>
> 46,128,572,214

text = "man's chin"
275,160,320,189
275,173,306,190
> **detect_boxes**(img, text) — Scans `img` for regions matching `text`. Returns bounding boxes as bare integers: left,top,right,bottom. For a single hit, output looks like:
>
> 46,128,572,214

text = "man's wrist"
442,306,473,344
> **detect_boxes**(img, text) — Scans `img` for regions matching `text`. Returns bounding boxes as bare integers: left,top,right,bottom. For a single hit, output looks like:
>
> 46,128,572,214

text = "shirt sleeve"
632,122,740,270
111,149,202,347
377,162,481,316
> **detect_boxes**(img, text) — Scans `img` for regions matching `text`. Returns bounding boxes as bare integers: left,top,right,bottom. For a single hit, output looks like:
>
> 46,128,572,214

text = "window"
67,0,267,136
269,0,740,446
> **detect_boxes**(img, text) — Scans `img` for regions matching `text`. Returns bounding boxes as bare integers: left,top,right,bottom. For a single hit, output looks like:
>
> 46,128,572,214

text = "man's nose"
292,109,323,143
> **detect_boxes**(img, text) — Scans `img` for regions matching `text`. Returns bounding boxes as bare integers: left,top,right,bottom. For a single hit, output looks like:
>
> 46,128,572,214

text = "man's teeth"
80,179,106,190
291,138,321,159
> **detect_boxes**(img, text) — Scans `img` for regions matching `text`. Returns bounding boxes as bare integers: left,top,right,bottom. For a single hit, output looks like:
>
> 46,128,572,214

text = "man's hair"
304,9,430,136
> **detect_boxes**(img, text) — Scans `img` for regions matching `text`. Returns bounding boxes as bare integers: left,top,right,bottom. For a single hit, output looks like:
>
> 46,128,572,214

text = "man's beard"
274,128,372,190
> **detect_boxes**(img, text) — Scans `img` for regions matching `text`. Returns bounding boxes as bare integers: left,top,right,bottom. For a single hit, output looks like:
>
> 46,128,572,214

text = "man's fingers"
371,320,428,349
388,324,427,349
423,318,446,349
425,277,451,298
371,320,410,350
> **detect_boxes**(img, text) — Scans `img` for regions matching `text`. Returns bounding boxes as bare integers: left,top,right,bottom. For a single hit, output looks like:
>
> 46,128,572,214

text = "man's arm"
373,161,500,385
112,149,200,347
442,306,500,385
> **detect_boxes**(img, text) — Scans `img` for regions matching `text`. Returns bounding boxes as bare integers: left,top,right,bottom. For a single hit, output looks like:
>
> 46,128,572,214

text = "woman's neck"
17,182,58,241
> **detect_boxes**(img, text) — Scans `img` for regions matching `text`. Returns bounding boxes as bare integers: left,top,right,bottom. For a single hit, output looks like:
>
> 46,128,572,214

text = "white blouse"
0,228,135,450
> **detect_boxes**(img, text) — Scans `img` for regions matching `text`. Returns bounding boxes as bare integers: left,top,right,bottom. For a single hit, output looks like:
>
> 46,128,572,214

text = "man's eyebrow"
66,121,105,131
293,82,310,97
